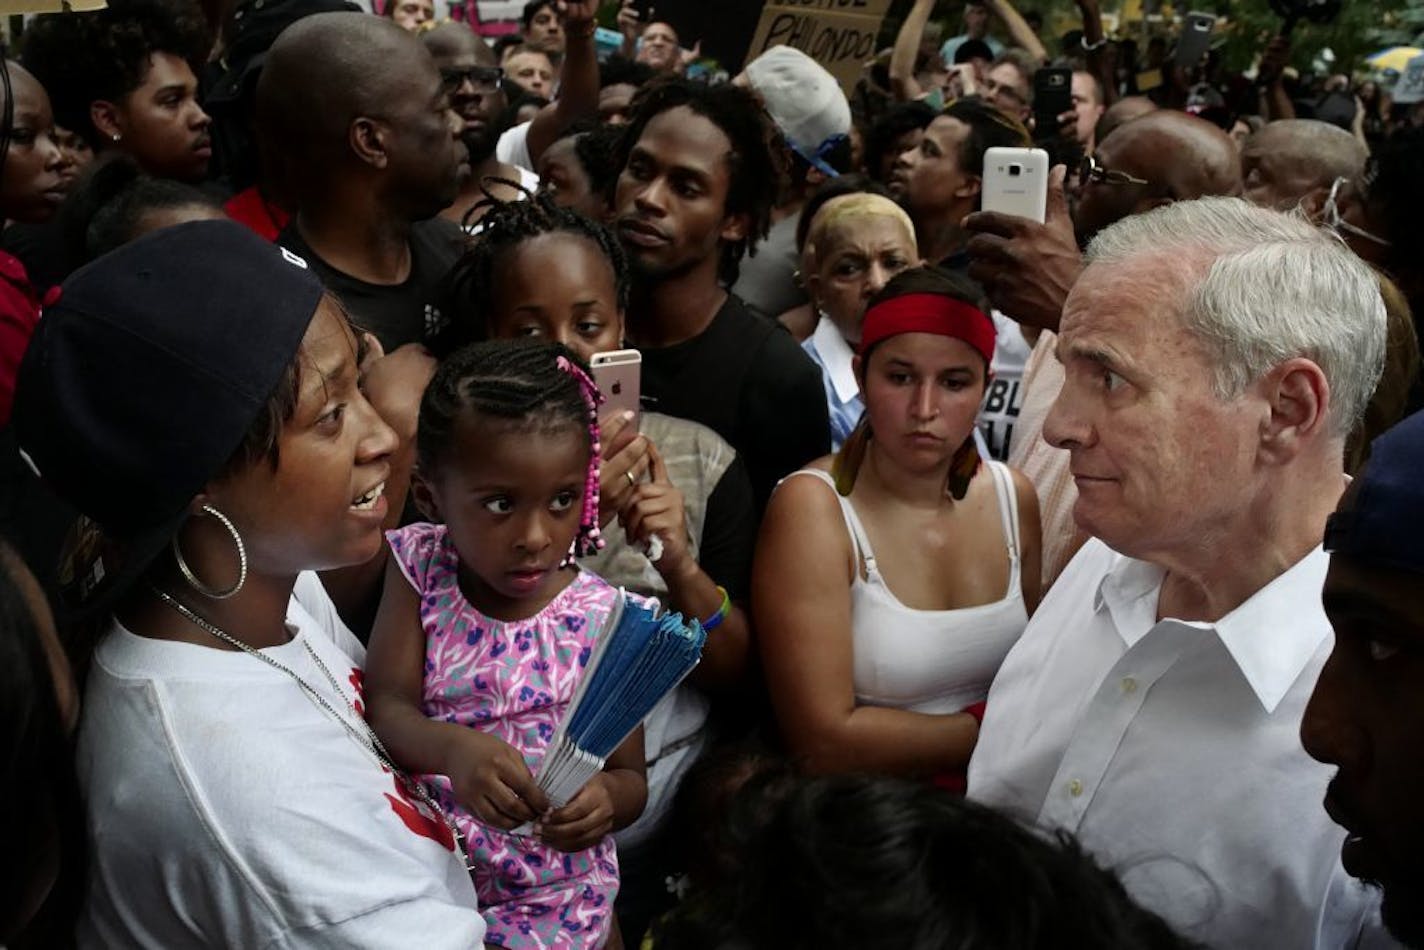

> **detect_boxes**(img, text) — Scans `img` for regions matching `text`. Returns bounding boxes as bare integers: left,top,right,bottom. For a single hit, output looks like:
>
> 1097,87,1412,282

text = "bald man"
1074,110,1242,246
967,110,1243,585
422,24,536,227
1092,95,1158,148
257,12,468,351
1241,118,1369,212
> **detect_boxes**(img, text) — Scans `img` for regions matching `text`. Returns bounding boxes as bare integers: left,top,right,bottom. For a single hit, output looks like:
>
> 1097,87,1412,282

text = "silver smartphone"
589,348,642,433
981,147,1050,224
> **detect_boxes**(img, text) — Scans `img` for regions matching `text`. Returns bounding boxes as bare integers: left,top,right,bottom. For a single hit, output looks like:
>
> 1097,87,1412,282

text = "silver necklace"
150,586,473,870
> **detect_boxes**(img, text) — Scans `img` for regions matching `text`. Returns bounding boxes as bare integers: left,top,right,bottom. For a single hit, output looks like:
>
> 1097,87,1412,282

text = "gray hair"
1085,197,1386,439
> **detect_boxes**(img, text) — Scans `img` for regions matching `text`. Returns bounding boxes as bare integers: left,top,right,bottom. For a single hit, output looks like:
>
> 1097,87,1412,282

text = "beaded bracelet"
701,586,731,632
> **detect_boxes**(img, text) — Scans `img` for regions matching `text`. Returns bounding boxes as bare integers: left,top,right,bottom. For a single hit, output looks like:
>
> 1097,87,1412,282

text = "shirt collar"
1094,545,1332,714
810,315,861,404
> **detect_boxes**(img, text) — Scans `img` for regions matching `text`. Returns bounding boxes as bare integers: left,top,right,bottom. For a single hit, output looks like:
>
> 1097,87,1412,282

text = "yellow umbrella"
1367,47,1424,73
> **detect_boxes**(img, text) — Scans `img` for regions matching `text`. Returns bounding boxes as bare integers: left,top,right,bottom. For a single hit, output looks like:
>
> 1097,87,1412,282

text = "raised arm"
889,0,936,103
752,474,980,776
525,0,601,166
986,0,1047,65
1076,0,1116,106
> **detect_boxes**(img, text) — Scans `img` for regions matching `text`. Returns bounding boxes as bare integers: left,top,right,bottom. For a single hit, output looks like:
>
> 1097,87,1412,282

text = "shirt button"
1067,779,1084,797
1121,676,1138,694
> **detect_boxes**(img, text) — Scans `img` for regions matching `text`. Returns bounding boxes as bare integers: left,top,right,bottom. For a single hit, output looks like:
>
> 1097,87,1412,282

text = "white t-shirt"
977,311,1031,462
496,121,534,172
969,541,1387,949
77,573,487,949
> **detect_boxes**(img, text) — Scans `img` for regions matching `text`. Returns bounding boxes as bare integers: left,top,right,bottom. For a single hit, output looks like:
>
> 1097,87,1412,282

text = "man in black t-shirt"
257,12,469,351
612,79,830,513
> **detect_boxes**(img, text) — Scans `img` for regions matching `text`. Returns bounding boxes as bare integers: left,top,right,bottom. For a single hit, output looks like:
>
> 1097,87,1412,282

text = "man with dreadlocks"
612,78,831,514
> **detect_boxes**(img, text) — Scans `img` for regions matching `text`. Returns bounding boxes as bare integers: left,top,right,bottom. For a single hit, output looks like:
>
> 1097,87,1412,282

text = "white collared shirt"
969,539,1390,950
803,316,864,452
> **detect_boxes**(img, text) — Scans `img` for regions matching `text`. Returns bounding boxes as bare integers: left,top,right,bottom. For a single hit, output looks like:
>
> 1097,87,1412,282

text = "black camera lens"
1009,164,1022,177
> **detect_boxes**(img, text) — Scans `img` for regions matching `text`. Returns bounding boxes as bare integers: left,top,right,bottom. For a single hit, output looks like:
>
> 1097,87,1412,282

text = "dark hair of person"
599,54,656,91
492,33,524,62
498,88,551,128
653,775,1203,950
795,173,893,254
832,266,991,495
521,0,555,29
953,38,995,65
416,339,595,489
612,77,784,285
438,187,628,358
862,101,935,185
666,744,796,892
554,120,625,201
941,96,1032,179
20,0,212,149
60,157,220,265
0,542,86,946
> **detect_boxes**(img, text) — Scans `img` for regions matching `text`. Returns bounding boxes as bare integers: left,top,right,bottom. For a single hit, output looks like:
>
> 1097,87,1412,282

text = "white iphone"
589,348,642,433
981,147,1050,224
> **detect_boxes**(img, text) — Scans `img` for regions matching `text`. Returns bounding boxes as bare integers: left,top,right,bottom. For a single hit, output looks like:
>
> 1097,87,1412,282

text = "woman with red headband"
753,266,1041,782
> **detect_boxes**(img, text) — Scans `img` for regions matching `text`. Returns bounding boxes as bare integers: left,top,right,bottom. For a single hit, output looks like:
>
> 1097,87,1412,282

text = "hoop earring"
173,504,248,600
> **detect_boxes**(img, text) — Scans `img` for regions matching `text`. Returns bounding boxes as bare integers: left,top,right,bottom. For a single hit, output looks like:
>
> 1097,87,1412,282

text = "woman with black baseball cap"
12,219,488,946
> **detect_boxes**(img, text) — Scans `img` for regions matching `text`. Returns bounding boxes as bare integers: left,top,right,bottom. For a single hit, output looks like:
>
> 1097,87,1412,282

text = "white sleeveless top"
787,463,1029,715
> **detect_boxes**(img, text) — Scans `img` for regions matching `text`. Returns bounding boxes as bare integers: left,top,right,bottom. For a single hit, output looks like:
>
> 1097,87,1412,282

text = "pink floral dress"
388,523,620,949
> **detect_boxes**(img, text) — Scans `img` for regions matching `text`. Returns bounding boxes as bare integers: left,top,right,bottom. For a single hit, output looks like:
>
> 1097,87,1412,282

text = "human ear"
719,211,749,244
1258,357,1331,465
350,117,389,169
409,469,442,523
90,100,123,143
958,174,982,202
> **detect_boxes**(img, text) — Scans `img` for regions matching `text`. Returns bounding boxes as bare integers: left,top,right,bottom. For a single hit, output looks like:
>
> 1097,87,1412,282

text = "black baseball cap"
12,219,325,616
1326,410,1424,575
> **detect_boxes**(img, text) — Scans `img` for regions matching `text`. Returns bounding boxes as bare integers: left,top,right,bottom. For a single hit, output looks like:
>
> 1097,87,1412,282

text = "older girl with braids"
754,267,1041,785
366,340,647,950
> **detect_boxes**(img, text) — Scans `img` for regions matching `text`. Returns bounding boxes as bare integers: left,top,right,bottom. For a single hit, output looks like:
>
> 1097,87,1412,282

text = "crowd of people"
4,0,1424,947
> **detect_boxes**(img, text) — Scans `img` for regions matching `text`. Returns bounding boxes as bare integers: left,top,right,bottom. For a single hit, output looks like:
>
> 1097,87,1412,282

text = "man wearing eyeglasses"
421,23,539,228
981,51,1035,123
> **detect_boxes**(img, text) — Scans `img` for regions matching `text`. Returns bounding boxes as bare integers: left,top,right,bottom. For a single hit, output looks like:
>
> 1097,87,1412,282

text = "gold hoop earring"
173,504,248,600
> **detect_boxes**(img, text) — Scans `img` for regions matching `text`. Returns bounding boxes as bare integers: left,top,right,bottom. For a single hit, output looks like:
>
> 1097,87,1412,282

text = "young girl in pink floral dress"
366,340,648,949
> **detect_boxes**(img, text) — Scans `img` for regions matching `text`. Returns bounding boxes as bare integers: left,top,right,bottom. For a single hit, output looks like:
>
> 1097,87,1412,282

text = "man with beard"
1303,408,1424,949
421,24,537,229
612,78,829,513
258,13,468,351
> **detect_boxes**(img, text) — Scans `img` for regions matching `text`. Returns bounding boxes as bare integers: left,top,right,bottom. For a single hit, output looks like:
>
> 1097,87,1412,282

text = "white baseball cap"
744,45,852,176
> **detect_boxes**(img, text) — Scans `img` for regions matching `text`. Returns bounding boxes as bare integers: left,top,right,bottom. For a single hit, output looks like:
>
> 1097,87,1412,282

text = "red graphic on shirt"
346,665,457,853
348,668,366,717
385,778,457,852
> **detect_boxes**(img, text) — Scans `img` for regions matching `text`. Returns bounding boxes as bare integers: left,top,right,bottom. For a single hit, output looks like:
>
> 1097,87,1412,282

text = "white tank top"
786,463,1029,715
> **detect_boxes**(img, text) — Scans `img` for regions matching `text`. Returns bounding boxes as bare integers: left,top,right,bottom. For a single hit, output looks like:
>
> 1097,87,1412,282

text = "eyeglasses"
1078,153,1149,189
440,66,503,93
983,77,1027,108
1323,177,1391,248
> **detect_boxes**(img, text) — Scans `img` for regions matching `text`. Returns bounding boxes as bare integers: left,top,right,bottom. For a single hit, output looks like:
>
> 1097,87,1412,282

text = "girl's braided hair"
417,338,606,557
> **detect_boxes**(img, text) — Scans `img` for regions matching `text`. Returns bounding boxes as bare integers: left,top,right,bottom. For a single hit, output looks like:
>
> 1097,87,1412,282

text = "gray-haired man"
969,197,1392,948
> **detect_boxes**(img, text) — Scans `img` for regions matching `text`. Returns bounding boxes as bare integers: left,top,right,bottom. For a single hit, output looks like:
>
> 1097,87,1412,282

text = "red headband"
859,293,996,365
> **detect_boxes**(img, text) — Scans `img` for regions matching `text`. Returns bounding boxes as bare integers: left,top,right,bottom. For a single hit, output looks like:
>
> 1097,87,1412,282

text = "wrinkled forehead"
645,22,678,43
1062,254,1198,342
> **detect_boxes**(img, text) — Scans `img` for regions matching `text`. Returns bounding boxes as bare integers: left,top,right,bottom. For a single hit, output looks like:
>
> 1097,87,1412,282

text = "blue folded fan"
532,589,707,808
